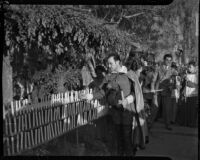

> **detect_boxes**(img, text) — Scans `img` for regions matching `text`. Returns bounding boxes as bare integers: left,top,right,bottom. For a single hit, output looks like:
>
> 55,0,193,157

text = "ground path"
21,117,198,159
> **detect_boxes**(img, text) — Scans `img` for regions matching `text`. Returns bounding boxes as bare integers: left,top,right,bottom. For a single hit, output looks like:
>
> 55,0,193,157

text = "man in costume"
80,54,135,156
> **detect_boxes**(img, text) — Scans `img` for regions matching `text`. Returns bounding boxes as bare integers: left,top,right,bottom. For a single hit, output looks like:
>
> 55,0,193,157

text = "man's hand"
150,89,156,94
79,93,93,101
118,99,128,108
153,95,158,107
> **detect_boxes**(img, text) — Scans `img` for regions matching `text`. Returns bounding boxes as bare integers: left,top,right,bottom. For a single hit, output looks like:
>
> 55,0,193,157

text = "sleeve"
154,70,160,90
126,95,134,104
151,71,158,91
127,79,135,104
186,81,198,88
92,77,107,99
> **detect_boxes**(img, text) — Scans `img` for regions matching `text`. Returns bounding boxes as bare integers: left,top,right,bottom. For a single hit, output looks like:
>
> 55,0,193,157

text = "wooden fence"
3,88,108,156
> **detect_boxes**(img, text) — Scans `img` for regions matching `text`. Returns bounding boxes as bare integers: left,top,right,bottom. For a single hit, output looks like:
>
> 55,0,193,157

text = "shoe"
139,145,146,150
166,126,172,130
145,137,149,144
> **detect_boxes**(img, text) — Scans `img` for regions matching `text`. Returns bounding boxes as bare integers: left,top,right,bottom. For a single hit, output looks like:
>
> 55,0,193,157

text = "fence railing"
3,89,108,156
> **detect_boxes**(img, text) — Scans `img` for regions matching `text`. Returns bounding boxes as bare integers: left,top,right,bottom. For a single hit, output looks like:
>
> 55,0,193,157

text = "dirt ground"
20,116,198,159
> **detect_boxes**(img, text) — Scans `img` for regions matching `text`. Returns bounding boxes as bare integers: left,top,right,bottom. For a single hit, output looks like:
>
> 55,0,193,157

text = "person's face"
164,57,172,66
96,70,104,78
137,67,143,74
107,57,120,73
188,65,195,73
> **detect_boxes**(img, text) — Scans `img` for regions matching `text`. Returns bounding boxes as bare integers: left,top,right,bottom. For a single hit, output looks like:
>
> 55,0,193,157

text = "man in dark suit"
155,54,177,130
80,54,135,156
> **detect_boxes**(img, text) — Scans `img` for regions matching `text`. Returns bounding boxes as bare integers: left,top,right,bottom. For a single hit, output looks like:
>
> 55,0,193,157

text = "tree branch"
103,8,111,20
101,11,144,26
123,12,144,19
65,6,92,13
101,10,125,26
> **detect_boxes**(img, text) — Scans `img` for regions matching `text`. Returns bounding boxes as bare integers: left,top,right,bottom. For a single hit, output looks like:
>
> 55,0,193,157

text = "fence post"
11,101,14,115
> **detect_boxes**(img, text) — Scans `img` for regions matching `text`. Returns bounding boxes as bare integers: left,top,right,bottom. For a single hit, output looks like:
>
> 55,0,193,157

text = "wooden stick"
5,116,9,136
35,109,39,127
38,109,42,127
37,128,41,145
20,132,24,152
8,115,13,136
63,118,67,133
16,134,20,153
11,101,14,115
11,136,15,155
24,132,27,150
13,115,17,135
18,100,21,111
50,123,55,139
35,128,38,146
6,137,11,156
32,109,36,128
18,112,21,134
50,107,53,123
54,121,58,137
44,125,47,141
16,101,18,113
67,117,71,131
21,113,25,132
40,126,44,144
48,124,52,140
59,120,62,134
31,129,34,147
24,111,28,131
27,131,31,149
28,111,31,130
41,109,45,126
45,108,48,124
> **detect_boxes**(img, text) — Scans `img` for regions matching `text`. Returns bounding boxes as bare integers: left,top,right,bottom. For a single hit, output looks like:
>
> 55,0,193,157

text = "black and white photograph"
2,0,199,159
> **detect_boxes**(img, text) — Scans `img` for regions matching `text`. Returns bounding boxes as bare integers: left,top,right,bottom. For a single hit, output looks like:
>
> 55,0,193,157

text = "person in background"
88,65,110,144
13,84,21,101
141,62,159,130
80,54,136,156
89,65,107,91
170,62,181,124
125,58,148,150
184,61,198,127
154,54,177,130
31,82,40,103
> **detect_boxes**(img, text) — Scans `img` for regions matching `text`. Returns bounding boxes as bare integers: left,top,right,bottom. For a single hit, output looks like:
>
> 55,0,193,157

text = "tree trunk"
2,55,13,105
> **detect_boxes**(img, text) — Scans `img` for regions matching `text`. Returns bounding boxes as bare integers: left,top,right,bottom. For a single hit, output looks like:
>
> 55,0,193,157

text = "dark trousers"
156,94,162,120
171,98,178,123
145,98,158,128
161,96,172,127
115,124,134,156
176,97,198,127
186,96,198,127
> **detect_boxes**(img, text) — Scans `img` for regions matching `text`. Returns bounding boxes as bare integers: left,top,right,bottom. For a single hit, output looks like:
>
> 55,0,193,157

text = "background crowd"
79,52,198,155
10,52,198,156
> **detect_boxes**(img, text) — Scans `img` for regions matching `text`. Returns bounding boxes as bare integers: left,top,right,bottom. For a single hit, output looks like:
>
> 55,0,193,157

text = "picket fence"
3,88,108,156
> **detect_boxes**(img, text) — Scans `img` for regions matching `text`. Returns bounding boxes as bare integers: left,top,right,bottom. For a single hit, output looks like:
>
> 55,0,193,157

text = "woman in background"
126,58,148,150
184,61,198,127
177,61,198,127
170,62,181,124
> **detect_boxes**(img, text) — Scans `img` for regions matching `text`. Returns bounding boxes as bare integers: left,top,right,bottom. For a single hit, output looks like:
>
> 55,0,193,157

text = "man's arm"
186,81,198,88
118,79,136,112
81,76,108,100
151,71,158,91
154,70,160,91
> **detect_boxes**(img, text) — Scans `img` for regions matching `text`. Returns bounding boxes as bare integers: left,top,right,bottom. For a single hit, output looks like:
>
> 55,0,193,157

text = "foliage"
32,64,82,96
82,1,198,61
4,2,198,96
4,5,136,93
